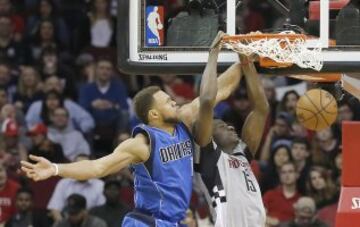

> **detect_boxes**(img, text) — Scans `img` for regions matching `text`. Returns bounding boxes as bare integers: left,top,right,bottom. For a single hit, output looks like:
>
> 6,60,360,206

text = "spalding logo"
351,197,360,209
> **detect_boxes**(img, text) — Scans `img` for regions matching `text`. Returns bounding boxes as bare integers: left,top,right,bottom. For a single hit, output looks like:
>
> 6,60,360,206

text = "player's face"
212,120,239,150
273,148,290,168
280,164,297,185
16,192,32,212
291,143,309,162
310,170,326,191
152,91,180,124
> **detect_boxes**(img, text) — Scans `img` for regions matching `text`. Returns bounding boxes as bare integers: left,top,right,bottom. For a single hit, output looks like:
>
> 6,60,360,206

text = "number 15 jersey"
197,141,266,227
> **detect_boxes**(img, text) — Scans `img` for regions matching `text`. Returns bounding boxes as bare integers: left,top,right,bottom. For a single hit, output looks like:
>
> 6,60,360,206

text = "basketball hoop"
221,31,323,71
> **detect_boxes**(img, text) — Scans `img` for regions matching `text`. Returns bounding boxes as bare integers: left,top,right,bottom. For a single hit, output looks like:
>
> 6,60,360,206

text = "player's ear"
148,109,159,122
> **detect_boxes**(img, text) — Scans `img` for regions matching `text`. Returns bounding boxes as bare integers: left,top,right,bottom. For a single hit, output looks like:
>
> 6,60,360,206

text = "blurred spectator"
262,78,278,127
161,75,195,105
48,107,91,161
306,166,338,209
0,119,27,175
291,137,312,194
279,197,328,227
26,90,95,134
333,98,356,140
263,162,301,227
0,0,25,40
26,0,70,48
5,188,52,227
13,66,43,113
222,86,251,135
90,180,130,227
54,194,107,227
27,123,67,163
75,53,96,84
75,0,116,52
0,87,7,110
0,162,20,225
47,154,105,223
79,58,129,155
0,63,16,102
332,151,342,188
312,128,340,168
42,74,62,94
261,112,293,161
0,103,27,135
261,144,293,192
28,19,68,61
277,90,300,118
37,47,76,98
0,15,31,65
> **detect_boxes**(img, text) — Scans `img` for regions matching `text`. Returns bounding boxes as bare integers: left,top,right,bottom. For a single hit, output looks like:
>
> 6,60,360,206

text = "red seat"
309,0,350,20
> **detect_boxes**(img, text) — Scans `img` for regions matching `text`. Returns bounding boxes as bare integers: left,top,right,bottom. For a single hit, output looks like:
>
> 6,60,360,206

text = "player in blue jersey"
20,32,243,226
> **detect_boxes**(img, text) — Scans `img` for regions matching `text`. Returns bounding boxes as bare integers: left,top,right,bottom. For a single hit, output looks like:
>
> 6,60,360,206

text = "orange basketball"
296,89,338,131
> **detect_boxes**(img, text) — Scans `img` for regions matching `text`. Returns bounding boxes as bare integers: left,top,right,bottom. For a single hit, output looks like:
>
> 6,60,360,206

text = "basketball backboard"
117,0,360,75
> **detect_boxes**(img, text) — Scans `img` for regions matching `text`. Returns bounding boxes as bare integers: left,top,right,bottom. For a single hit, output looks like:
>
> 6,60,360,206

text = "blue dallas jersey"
130,123,194,224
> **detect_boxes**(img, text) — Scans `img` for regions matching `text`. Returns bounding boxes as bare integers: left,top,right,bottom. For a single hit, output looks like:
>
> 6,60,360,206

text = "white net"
222,31,323,71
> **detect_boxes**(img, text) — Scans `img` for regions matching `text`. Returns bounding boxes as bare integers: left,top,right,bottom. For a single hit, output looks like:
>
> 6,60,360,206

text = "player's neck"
150,121,175,134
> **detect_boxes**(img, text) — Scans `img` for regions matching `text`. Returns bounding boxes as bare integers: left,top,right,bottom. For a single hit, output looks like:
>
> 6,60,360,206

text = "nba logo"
146,6,164,46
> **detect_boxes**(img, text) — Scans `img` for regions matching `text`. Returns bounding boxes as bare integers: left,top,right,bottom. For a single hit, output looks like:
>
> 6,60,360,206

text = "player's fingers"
21,166,34,174
20,160,34,169
29,154,42,162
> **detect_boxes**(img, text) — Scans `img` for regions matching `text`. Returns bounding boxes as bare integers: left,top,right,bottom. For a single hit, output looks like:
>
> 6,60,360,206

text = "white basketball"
157,24,163,30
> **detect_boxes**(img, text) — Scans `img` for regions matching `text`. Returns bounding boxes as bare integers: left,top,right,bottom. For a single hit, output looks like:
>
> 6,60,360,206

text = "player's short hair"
133,86,161,124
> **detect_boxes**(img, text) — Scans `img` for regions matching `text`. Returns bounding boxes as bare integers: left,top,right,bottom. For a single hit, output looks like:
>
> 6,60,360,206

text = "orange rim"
222,33,306,42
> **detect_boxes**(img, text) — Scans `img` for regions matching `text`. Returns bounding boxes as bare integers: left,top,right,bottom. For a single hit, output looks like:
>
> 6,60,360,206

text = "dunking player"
20,32,243,227
196,55,269,227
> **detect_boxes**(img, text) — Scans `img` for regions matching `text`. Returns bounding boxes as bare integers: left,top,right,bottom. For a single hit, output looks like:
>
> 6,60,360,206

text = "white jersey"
197,141,266,227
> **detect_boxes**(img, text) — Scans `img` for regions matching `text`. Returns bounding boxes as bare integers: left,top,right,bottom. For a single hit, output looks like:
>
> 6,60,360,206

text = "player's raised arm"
180,36,243,128
191,32,222,146
240,55,269,155
21,134,150,181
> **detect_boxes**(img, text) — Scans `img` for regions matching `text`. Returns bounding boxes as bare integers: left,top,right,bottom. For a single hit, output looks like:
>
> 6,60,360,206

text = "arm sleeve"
198,141,221,184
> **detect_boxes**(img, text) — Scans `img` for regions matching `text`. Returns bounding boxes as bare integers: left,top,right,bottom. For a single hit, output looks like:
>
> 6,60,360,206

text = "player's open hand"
210,31,227,51
21,155,56,181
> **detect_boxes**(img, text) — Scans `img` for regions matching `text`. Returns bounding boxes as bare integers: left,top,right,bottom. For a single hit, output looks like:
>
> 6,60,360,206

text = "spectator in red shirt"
0,0,25,40
0,162,20,225
263,162,301,227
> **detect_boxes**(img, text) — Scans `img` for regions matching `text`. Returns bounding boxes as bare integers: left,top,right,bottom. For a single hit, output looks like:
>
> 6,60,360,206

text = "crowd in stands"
0,0,359,227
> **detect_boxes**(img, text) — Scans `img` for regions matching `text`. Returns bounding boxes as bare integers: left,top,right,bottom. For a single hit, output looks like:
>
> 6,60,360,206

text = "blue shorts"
122,211,186,227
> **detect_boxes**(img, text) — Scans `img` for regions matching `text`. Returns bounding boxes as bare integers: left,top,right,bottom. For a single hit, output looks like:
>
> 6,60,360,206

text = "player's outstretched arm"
21,134,150,181
240,55,269,155
180,37,243,127
192,32,222,146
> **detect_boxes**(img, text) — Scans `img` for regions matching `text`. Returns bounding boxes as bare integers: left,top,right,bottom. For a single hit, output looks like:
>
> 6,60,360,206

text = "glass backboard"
117,0,360,75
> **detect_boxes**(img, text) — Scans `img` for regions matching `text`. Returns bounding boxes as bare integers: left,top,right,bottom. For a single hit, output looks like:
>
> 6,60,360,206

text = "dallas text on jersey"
159,140,192,163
